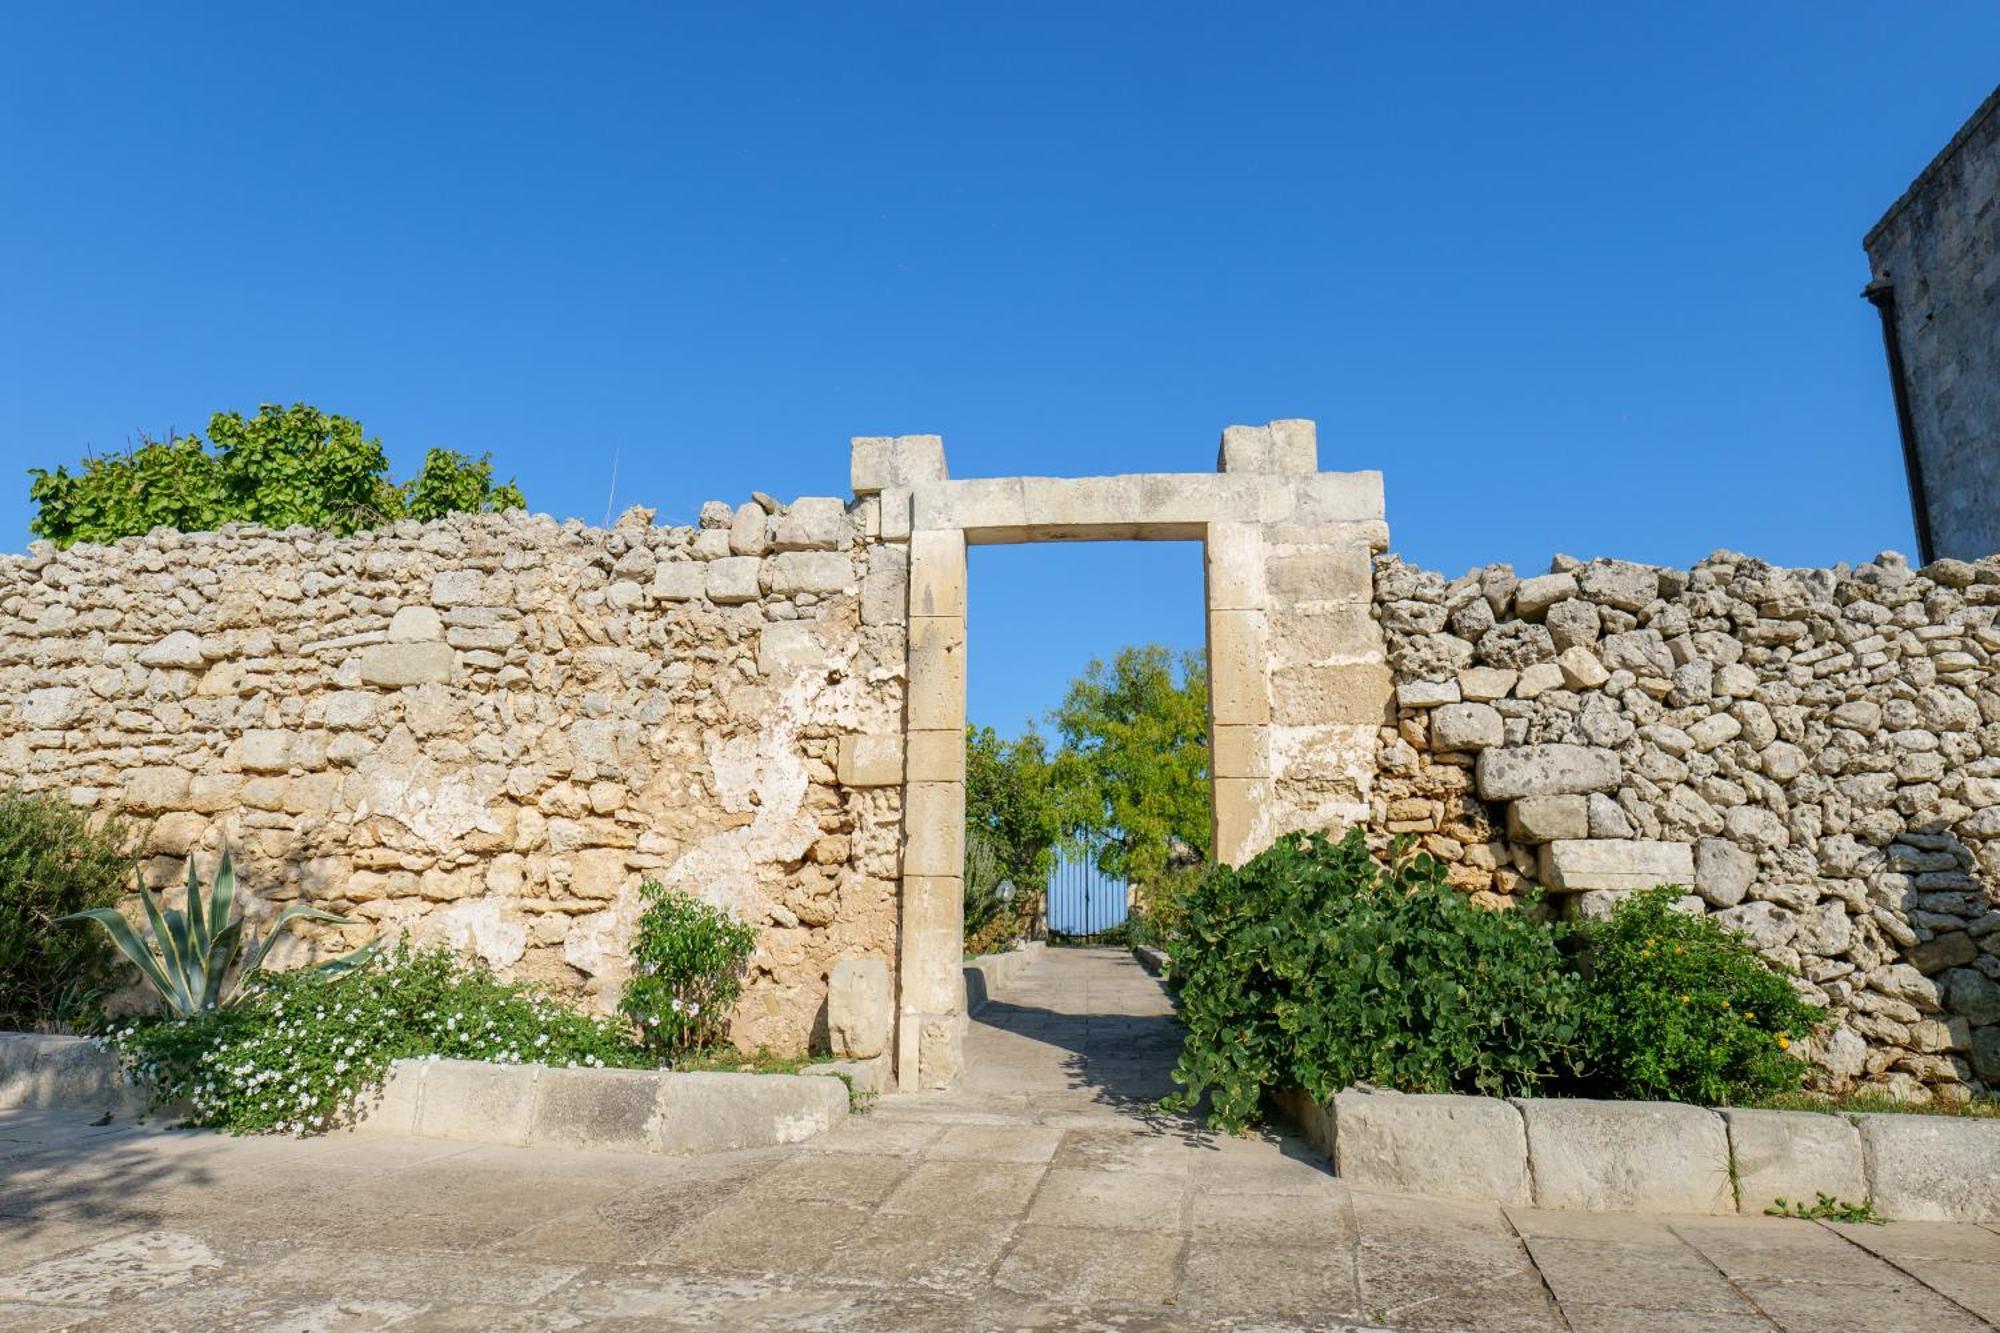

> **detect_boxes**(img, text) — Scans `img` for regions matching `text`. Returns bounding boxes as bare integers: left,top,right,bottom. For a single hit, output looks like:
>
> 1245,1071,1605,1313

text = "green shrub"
1164,829,1580,1131
0,791,132,1029
105,937,647,1134
619,881,758,1058
29,403,525,547
1571,888,1823,1105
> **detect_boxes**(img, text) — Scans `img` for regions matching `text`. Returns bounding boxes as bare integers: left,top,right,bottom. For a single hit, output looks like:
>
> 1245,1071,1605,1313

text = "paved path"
2,946,1999,1329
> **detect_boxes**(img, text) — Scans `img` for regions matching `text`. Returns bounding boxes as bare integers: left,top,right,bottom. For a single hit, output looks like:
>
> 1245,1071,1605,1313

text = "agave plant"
61,849,375,1018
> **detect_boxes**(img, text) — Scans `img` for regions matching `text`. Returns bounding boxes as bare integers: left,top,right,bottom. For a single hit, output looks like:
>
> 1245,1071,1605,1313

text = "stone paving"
2,946,1999,1329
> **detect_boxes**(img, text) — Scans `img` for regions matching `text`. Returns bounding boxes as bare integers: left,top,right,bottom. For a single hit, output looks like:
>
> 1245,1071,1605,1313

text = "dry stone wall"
1370,549,2000,1103
0,497,909,1054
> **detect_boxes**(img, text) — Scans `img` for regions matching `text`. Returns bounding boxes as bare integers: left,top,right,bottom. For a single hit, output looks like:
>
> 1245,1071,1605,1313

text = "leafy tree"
29,403,525,547
1048,644,1210,887
963,726,1059,948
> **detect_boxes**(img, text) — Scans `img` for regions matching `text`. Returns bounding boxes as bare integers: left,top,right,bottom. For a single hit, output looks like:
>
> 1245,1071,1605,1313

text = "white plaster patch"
436,899,529,971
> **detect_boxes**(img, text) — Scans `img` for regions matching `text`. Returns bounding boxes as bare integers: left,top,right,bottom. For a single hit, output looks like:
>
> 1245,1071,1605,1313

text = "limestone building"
1864,84,2000,563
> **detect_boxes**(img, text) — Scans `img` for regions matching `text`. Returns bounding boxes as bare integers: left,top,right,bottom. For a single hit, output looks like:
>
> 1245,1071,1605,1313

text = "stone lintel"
910,472,1382,544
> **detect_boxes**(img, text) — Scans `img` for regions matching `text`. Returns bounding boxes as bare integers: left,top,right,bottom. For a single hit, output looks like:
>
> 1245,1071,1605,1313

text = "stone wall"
1370,549,2000,1103
1864,84,2000,563
0,497,909,1054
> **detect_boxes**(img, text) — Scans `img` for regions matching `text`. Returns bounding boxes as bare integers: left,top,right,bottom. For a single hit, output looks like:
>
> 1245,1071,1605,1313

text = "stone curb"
963,941,1046,1015
1278,1086,2000,1221
2,1034,848,1155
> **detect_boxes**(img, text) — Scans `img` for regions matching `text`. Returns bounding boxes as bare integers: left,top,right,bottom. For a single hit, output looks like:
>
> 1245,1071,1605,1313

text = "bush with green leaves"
29,402,525,547
62,849,371,1018
1570,888,1823,1105
619,881,759,1057
104,937,647,1135
1164,828,1580,1131
0,791,133,1029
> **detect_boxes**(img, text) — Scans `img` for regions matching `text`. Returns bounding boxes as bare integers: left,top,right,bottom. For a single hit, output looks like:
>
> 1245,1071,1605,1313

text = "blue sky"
2,5,1995,735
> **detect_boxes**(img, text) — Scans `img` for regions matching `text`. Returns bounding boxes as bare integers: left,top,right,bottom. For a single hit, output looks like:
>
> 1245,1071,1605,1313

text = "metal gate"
1045,844,1131,942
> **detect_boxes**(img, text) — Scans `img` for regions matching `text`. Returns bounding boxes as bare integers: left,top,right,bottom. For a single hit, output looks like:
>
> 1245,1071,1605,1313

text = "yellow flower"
1680,994,1690,1004
1777,1034,1790,1050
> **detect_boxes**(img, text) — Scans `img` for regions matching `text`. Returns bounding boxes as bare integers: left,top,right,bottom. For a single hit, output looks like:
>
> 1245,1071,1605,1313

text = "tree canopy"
1048,644,1210,887
28,402,525,548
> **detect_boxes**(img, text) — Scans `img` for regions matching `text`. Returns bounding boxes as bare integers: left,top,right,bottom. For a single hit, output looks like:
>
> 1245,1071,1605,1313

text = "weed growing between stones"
103,937,647,1135
1765,1193,1885,1224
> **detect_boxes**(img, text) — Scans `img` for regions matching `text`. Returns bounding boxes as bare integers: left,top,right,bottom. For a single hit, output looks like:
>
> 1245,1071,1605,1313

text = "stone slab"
1538,839,1694,893
1722,1108,1867,1215
850,434,947,495
1331,1089,1531,1204
1515,1098,1734,1215
1854,1112,2000,1221
1475,744,1621,801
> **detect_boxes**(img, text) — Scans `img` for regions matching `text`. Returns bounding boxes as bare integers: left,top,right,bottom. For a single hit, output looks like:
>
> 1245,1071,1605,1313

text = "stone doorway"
855,422,1392,1090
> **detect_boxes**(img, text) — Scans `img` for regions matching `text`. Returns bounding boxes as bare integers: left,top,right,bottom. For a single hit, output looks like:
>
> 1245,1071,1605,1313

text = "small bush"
1164,829,1580,1131
620,881,758,1057
0,792,132,1029
105,937,647,1135
1571,888,1823,1105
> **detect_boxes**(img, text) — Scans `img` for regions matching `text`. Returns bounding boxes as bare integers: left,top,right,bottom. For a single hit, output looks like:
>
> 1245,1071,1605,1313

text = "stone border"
963,941,1046,1014
0,1033,848,1155
1276,1085,2000,1222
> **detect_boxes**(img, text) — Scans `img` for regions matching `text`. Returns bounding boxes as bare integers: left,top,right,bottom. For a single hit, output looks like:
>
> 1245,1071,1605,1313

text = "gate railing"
1045,843,1131,942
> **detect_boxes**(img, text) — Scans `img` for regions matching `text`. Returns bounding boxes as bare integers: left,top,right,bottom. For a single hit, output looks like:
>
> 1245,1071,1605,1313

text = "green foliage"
1571,888,1823,1106
28,403,525,547
1164,829,1580,1131
964,726,1059,948
61,849,372,1018
0,791,132,1029
104,938,646,1135
1765,1193,1884,1224
619,881,758,1057
1048,645,1210,888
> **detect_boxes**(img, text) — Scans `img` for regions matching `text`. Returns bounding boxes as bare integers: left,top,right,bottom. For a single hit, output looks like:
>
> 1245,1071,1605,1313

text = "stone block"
1211,775,1274,867
1208,608,1271,726
359,642,454,688
359,1060,427,1136
757,621,825,677
1507,795,1589,845
21,687,81,727
123,767,192,814
768,550,852,595
828,958,892,1059
1538,839,1694,892
1210,724,1271,779
415,1059,536,1146
838,733,904,787
1458,666,1518,701
1430,702,1502,752
655,1071,847,1152
1270,662,1393,728
1693,837,1754,908
851,434,947,495
772,496,848,551
239,729,292,774
1721,1109,1867,1215
901,874,966,1011
429,569,487,606
905,729,965,783
907,615,966,731
387,606,443,642
1475,744,1620,801
1204,522,1267,611
705,556,762,604
908,529,966,617
530,1066,663,1153
1514,572,1577,617
861,544,908,626
1515,1098,1734,1214
1217,420,1317,474
1514,661,1565,699
1853,1113,2000,1221
137,630,206,669
1396,679,1460,709
1576,559,1660,611
1555,646,1609,689
1267,548,1372,604
650,562,704,601
1332,1089,1530,1204
903,783,964,878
